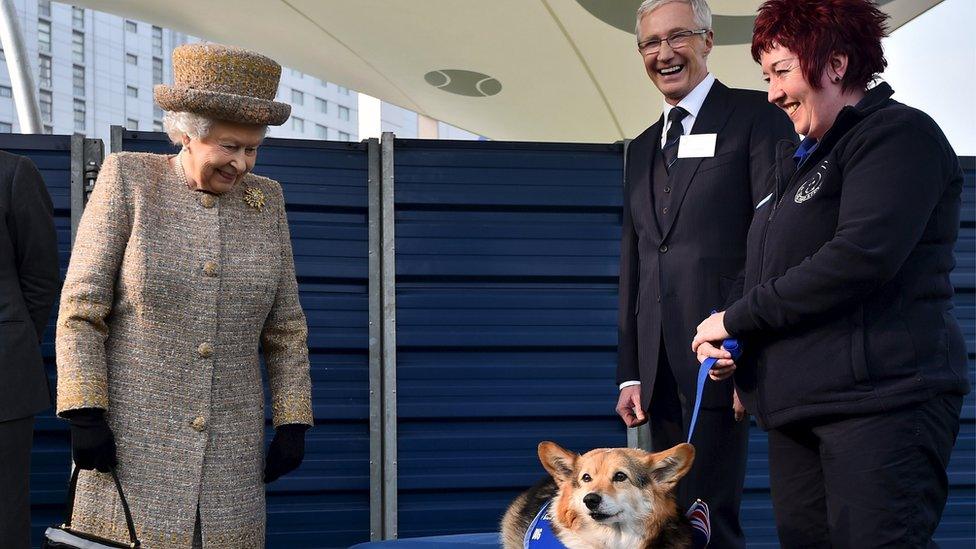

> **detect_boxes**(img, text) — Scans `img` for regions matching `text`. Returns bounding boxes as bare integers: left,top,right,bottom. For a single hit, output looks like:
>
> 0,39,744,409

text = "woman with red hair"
692,0,970,546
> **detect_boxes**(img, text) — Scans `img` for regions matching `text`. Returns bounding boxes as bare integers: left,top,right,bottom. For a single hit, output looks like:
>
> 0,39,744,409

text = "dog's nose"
583,493,602,510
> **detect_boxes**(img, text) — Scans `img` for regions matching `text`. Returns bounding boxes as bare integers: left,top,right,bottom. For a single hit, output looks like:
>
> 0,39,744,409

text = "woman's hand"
696,340,736,381
64,408,118,472
264,423,310,483
692,311,730,353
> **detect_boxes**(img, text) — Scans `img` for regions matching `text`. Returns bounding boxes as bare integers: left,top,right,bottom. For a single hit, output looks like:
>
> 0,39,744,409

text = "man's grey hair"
635,0,713,36
162,111,268,146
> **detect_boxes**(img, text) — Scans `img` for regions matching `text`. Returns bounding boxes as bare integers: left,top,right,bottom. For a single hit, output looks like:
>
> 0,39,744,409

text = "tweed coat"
56,152,313,547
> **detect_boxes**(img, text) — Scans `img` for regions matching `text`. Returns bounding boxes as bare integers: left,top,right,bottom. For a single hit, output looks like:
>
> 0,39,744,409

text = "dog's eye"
613,472,628,482
581,473,592,483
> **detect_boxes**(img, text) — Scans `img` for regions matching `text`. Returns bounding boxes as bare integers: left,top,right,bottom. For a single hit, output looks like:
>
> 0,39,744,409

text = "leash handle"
687,337,741,443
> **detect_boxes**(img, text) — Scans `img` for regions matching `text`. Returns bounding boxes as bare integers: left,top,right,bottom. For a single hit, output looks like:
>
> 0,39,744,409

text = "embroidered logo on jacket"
794,160,829,204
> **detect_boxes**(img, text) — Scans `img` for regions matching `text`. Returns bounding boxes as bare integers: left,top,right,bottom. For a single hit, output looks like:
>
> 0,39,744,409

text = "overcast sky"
883,0,975,155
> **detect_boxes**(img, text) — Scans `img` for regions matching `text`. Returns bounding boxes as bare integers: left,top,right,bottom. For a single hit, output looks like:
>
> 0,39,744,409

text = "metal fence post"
69,135,104,244
379,132,398,539
110,125,124,153
367,137,383,540
368,133,399,540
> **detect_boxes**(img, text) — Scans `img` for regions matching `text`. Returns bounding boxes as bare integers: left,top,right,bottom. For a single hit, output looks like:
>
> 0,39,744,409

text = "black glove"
63,408,117,473
264,423,309,483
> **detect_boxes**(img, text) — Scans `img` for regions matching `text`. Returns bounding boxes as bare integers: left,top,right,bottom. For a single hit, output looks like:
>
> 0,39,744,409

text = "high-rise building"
0,1,482,146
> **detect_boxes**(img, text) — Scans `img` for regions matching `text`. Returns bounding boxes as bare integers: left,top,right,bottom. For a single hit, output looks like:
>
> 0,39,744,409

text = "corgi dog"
501,442,696,549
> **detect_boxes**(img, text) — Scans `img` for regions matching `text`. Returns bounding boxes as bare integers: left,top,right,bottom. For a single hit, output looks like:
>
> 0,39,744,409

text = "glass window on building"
72,31,85,63
338,106,350,121
337,85,350,95
38,20,51,53
126,119,139,131
152,26,163,56
73,65,85,96
316,97,327,114
72,7,84,29
39,90,52,123
0,122,11,133
291,89,304,106
73,99,86,132
291,69,302,78
338,131,350,141
125,20,137,33
38,1,51,18
126,53,138,66
38,54,52,88
315,124,328,139
126,86,138,98
153,57,163,85
292,117,304,132
154,105,163,119
0,86,11,98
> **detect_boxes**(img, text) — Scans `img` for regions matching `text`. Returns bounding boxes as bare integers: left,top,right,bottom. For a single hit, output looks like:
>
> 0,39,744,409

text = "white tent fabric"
71,0,940,141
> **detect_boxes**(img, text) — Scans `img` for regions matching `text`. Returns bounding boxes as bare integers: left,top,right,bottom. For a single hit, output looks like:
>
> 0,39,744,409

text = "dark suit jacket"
617,80,797,410
0,150,59,422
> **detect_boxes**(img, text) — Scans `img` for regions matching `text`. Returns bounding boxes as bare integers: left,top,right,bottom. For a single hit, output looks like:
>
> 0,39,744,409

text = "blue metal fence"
10,132,974,548
392,139,629,538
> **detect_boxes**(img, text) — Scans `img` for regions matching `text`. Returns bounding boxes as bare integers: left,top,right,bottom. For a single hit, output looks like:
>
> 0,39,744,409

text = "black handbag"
43,466,141,548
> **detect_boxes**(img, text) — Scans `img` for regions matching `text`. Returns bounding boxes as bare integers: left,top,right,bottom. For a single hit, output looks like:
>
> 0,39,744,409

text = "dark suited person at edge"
615,0,796,547
0,151,60,548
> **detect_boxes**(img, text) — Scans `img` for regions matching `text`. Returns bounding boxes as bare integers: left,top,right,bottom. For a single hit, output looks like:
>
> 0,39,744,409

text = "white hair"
635,0,713,36
161,111,269,145
162,111,215,145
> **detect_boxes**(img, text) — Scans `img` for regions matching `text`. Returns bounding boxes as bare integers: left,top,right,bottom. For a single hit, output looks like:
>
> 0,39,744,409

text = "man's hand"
691,310,730,353
733,388,747,422
615,385,646,427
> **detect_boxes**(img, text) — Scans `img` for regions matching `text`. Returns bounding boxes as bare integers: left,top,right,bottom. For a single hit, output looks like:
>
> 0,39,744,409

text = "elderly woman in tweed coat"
55,43,312,547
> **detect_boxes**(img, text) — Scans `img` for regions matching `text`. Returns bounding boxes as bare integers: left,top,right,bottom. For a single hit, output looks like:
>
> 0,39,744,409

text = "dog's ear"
647,443,695,489
538,441,578,484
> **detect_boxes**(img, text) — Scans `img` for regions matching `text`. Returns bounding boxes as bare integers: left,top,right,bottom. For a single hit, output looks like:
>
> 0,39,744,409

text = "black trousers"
0,415,35,549
649,342,749,549
768,394,963,549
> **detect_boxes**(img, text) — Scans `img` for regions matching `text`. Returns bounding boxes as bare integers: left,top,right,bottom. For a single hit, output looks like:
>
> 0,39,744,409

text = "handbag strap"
63,466,141,547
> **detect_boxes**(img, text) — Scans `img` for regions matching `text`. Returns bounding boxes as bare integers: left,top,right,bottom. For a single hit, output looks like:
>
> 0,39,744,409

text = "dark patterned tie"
662,106,689,172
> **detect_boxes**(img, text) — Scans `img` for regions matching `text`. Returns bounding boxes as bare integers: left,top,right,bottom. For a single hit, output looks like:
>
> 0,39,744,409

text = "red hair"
751,0,888,92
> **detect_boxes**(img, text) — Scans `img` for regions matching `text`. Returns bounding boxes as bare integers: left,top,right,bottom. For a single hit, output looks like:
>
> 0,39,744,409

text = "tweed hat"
154,43,291,126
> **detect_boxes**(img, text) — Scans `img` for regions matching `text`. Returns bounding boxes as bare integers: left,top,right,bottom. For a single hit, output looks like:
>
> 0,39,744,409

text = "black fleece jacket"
724,82,971,429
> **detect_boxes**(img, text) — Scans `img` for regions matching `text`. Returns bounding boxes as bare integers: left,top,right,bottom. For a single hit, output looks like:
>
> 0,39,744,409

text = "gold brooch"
243,186,265,211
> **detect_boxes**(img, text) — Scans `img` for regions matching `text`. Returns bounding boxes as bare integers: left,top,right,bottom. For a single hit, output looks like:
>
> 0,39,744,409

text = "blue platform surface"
351,533,500,548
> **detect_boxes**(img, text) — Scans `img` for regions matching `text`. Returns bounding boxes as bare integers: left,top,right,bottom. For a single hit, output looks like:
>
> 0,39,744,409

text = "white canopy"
71,0,940,141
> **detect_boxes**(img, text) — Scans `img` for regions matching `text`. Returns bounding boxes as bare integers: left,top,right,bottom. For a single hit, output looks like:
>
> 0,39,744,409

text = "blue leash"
687,338,741,443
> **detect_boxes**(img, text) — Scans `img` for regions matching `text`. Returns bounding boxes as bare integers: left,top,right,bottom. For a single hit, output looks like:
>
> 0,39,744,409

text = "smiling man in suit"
0,150,60,548
614,1,796,547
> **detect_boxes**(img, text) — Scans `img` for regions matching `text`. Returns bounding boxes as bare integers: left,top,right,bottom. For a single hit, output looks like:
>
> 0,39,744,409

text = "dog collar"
524,501,566,548
523,499,711,549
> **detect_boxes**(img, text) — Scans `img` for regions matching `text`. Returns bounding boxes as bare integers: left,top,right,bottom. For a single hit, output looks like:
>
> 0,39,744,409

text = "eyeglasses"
638,29,709,55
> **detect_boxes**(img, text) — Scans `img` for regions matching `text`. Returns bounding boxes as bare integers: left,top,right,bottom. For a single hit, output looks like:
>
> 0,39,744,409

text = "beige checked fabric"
56,152,313,548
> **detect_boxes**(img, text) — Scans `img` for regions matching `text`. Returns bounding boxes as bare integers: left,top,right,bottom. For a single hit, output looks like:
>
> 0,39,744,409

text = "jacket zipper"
755,140,804,419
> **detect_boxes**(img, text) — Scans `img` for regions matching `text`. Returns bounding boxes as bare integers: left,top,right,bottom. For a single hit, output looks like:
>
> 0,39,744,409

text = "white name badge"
677,133,717,158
